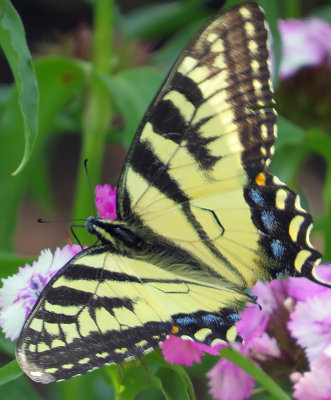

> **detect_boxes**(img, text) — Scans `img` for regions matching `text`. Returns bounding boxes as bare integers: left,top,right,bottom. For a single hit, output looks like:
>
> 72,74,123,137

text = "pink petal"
288,290,331,363
95,184,117,220
249,333,281,361
207,357,255,400
161,335,224,366
293,356,331,400
237,305,269,344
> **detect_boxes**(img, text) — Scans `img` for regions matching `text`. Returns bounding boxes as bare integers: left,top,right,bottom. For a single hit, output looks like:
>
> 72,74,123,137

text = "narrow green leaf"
221,347,291,400
71,0,113,245
0,360,22,386
0,0,39,174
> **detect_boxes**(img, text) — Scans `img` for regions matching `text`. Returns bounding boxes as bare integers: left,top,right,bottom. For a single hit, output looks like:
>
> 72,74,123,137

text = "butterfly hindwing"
16,246,245,383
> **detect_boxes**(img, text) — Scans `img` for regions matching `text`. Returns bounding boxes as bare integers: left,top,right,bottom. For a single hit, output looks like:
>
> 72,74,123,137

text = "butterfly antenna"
38,218,86,224
71,225,83,249
84,158,97,217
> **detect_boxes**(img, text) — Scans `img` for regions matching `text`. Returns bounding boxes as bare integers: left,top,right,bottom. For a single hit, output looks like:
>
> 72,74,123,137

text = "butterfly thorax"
86,216,144,251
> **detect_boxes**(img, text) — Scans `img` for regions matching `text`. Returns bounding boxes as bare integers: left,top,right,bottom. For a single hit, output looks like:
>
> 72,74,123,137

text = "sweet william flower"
0,245,81,341
288,285,331,364
279,17,331,79
95,184,117,220
207,345,255,400
161,335,224,366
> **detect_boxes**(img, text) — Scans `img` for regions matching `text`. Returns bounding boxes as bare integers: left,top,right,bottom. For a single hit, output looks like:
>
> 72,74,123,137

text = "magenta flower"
0,244,81,340
279,17,331,79
161,335,224,366
95,184,117,220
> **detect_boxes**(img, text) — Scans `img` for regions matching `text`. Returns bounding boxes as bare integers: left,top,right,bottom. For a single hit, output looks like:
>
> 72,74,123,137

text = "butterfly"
16,1,326,383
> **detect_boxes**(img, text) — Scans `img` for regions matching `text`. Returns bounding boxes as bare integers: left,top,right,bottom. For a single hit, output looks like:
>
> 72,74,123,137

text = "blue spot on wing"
271,239,285,259
202,314,222,325
250,189,265,206
176,317,197,326
228,313,241,322
261,210,277,232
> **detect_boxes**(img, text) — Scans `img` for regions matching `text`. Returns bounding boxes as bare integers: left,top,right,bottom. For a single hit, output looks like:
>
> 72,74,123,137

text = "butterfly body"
16,2,326,384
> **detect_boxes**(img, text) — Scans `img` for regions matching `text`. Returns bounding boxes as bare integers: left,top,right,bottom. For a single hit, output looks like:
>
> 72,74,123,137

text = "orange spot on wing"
171,326,179,334
255,172,266,185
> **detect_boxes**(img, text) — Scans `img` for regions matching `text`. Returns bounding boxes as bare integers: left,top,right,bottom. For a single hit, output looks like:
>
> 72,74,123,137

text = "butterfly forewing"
117,2,322,286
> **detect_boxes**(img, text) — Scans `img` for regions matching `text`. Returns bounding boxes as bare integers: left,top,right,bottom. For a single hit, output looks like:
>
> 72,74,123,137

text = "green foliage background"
0,0,330,398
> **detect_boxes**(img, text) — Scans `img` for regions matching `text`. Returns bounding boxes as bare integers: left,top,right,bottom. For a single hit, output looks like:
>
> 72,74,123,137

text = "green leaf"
0,0,39,174
276,116,305,148
118,365,164,400
30,56,86,209
0,57,86,251
104,67,163,147
0,360,22,386
0,373,42,399
271,117,306,185
156,367,190,400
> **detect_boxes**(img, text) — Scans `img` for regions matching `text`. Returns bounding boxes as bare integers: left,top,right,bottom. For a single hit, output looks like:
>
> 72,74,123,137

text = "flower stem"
220,347,291,400
72,0,113,244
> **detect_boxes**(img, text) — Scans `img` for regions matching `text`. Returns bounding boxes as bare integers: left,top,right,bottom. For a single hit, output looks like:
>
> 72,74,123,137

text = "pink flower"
161,335,224,366
288,289,331,364
95,184,117,220
0,244,81,340
279,18,331,79
207,345,255,400
292,356,331,400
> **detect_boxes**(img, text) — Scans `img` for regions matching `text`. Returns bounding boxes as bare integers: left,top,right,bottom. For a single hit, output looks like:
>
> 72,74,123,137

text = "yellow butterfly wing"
117,2,322,288
16,246,246,383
